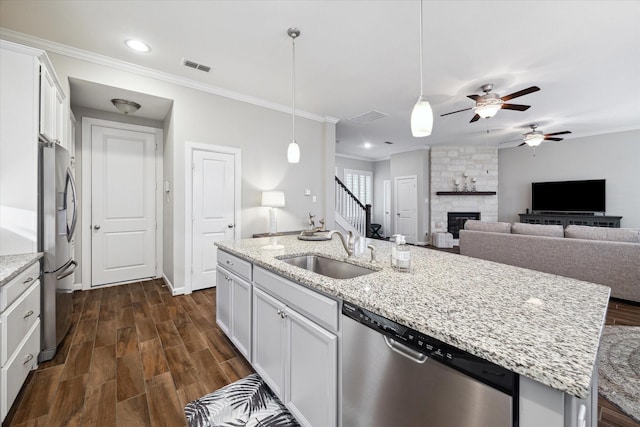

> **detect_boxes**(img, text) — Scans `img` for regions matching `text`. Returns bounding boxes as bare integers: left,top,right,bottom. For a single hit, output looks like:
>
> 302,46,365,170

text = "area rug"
599,325,640,423
184,373,300,427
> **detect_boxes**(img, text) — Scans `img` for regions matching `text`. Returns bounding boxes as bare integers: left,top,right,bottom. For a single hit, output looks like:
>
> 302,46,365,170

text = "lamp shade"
287,141,300,163
261,191,285,208
410,96,433,137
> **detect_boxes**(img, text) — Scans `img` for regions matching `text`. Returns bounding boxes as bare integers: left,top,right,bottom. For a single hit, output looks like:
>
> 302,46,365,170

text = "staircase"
335,176,371,238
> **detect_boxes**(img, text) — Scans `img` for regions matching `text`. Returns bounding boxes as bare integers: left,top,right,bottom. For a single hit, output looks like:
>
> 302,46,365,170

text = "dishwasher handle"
384,336,428,364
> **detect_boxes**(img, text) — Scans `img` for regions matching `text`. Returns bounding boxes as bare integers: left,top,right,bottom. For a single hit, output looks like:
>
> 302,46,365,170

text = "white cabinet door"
230,275,252,361
252,287,286,398
54,89,65,146
39,65,56,142
215,269,231,335
285,307,338,427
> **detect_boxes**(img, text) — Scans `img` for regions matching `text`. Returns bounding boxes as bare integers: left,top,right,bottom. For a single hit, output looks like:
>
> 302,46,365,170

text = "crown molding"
0,27,340,125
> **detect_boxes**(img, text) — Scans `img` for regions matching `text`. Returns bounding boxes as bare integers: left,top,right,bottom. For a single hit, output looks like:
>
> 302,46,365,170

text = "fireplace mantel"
436,191,496,196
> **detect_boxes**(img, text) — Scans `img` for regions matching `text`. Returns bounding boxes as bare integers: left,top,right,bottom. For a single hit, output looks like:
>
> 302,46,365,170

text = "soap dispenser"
394,235,411,272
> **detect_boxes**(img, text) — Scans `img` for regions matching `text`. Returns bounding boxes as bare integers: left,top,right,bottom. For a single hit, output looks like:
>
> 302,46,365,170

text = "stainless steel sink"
280,254,376,279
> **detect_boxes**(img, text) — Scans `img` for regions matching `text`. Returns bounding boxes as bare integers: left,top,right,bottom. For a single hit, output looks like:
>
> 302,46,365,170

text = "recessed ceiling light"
363,142,372,149
125,39,151,53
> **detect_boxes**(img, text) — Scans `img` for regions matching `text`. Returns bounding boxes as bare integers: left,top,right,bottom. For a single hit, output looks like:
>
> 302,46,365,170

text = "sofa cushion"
565,225,640,243
512,223,564,238
464,220,511,234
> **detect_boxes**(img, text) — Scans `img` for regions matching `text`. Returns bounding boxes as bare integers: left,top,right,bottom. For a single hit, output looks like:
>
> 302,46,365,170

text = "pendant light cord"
292,36,296,142
419,0,424,96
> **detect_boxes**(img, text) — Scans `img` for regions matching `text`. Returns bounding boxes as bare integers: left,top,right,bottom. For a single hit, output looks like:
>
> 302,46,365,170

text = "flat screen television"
531,179,606,213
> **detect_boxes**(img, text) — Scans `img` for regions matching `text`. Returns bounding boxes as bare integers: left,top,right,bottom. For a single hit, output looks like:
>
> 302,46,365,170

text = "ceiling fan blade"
469,114,481,123
518,142,527,147
500,86,540,101
440,107,473,117
467,94,480,101
544,131,571,137
545,137,564,142
501,104,530,111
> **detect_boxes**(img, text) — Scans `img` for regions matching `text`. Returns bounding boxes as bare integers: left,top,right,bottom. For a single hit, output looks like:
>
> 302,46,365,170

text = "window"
344,169,372,206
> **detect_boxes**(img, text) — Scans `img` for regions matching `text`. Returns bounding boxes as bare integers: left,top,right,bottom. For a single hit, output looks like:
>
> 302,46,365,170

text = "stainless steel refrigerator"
39,142,78,362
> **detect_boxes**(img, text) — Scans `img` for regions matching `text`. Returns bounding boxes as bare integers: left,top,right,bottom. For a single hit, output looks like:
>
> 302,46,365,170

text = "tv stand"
519,213,621,228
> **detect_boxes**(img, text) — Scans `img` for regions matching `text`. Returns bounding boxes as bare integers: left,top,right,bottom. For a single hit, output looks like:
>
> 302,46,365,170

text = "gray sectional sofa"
459,221,640,303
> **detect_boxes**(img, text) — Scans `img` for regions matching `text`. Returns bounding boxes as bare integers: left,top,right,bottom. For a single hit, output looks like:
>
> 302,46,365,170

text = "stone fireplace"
447,212,480,238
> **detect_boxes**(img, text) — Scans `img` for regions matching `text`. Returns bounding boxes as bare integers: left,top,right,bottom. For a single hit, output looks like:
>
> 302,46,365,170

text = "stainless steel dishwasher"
342,302,518,427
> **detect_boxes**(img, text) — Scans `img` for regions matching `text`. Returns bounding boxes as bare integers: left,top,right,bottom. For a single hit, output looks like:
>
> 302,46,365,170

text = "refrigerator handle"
56,260,78,280
66,167,78,242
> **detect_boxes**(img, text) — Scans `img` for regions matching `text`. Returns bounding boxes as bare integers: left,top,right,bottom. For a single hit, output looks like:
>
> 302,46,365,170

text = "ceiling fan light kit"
287,27,301,164
518,124,571,148
474,93,503,118
410,0,433,137
524,133,545,147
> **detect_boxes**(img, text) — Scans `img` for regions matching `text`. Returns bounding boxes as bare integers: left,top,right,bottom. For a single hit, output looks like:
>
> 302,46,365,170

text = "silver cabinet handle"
93,225,101,230
226,260,234,266
23,353,34,365
228,224,234,228
23,277,34,285
276,309,287,319
24,310,34,319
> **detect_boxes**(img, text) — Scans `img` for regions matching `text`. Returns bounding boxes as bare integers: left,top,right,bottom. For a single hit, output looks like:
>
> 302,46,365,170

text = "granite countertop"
216,235,610,399
0,253,43,287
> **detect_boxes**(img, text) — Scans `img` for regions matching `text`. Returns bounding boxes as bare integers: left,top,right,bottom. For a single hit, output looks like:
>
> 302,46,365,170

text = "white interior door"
91,126,156,286
191,149,235,291
394,176,417,244
383,180,391,237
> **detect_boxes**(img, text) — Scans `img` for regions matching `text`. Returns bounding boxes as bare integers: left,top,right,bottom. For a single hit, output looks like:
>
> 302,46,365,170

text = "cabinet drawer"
218,250,252,281
1,262,39,311
1,318,40,420
1,281,41,366
254,267,338,332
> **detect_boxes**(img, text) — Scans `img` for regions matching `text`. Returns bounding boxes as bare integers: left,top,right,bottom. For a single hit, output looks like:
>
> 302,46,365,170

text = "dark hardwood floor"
3,280,639,426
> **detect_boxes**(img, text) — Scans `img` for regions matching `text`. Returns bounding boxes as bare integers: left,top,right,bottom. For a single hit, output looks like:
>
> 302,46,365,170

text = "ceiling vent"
182,58,212,73
349,110,388,124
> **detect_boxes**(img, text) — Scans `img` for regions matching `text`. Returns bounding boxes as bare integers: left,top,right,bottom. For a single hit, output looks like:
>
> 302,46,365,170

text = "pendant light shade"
287,140,300,163
411,0,433,137
287,28,301,164
411,95,434,137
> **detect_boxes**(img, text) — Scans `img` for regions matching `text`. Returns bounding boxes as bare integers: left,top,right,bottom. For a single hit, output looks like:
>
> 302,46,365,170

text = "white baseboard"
162,273,184,296
416,240,428,245
73,283,82,291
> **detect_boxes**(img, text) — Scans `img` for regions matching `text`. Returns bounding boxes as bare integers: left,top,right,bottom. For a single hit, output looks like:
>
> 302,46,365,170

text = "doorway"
394,175,418,244
185,142,241,294
81,118,163,289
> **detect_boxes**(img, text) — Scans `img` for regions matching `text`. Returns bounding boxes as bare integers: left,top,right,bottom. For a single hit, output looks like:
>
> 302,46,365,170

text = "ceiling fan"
518,124,571,147
441,83,540,123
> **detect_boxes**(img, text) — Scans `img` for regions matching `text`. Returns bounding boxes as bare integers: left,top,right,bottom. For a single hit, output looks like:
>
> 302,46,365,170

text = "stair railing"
335,176,371,237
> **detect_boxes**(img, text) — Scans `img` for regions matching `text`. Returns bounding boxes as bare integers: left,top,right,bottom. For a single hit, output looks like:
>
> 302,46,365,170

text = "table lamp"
261,191,285,235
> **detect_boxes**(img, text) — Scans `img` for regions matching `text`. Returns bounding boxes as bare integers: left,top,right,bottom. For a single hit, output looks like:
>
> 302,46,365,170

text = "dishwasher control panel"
342,302,517,395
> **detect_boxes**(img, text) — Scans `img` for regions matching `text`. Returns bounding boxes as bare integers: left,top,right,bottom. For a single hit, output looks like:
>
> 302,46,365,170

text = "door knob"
227,224,234,228
396,213,400,216
93,225,101,230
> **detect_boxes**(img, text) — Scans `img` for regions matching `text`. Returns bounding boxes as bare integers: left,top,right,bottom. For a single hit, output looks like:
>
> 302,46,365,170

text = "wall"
70,106,165,284
390,149,429,244
373,159,390,229
430,146,498,241
335,155,374,180
47,52,334,291
499,129,640,228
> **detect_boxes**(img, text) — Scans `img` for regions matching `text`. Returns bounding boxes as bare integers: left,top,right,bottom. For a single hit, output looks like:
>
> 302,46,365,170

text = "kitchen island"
215,235,610,426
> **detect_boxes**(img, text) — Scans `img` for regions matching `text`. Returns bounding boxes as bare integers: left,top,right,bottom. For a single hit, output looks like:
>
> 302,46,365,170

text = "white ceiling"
1,0,639,161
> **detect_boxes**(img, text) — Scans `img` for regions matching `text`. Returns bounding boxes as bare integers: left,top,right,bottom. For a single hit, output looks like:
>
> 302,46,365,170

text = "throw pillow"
512,223,564,238
565,225,640,243
464,220,511,234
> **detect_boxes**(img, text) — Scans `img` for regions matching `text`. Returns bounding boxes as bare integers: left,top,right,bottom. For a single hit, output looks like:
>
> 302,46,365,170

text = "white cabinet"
252,270,338,427
39,62,66,145
216,267,252,360
0,259,41,421
216,250,253,361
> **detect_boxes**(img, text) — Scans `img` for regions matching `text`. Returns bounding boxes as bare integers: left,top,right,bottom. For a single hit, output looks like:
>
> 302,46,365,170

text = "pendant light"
410,0,433,137
287,28,301,163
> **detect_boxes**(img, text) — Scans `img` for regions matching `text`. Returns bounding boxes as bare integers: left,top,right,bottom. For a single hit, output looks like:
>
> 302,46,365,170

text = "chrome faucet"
327,230,354,257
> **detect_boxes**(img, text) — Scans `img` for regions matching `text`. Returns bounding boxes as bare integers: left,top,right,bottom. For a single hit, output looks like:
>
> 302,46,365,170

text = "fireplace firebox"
447,212,480,239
